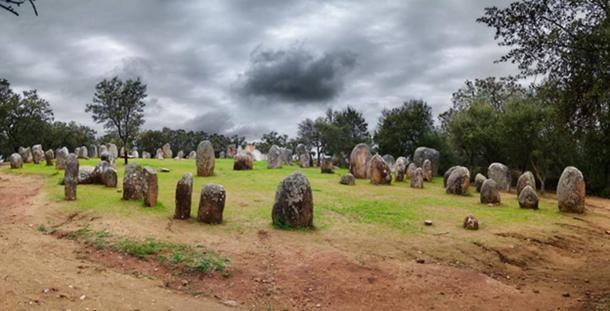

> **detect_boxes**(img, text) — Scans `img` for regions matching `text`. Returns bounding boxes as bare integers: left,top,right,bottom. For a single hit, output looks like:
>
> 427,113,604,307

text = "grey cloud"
238,46,357,102
183,111,235,134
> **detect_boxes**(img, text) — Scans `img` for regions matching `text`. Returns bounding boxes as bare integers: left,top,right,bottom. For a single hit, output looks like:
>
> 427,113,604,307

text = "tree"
256,131,288,153
375,100,434,158
86,76,147,164
297,117,326,164
319,107,370,165
1,0,38,16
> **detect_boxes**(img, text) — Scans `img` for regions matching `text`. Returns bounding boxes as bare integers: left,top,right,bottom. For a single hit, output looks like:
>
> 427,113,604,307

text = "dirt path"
0,172,230,310
1,171,609,310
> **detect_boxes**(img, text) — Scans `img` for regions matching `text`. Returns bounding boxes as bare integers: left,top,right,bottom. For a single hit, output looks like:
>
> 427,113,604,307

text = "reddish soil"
1,171,609,310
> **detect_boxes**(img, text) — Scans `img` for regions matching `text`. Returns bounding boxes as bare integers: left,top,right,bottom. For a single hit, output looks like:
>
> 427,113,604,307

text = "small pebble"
424,220,433,226
562,292,570,297
416,258,425,264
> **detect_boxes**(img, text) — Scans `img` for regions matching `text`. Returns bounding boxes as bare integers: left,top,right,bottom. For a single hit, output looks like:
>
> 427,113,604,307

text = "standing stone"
98,145,108,158
142,151,151,159
519,185,539,209
9,153,23,169
369,154,392,185
89,145,98,158
142,167,158,207
155,148,164,159
413,147,440,176
320,156,334,174
77,146,89,159
411,167,424,189
422,159,433,182
101,167,118,187
443,166,459,188
197,184,226,224
349,143,372,179
196,140,215,176
119,147,125,158
55,147,69,170
123,163,144,200
131,150,139,158
382,154,395,168
474,173,487,192
233,150,253,170
219,151,226,158
162,143,172,159
272,171,313,228
406,163,417,179
557,166,586,213
44,149,54,166
267,145,283,169
340,173,356,185
394,157,408,182
296,144,311,168
281,148,293,165
463,216,479,230
487,162,511,192
64,154,79,201
32,144,43,164
516,171,536,195
19,147,33,163
480,179,501,204
226,144,236,158
446,166,470,195
175,173,193,219
175,150,184,160
107,143,118,159
187,150,196,159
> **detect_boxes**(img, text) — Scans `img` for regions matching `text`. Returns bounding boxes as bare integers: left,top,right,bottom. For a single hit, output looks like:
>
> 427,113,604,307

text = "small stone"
562,292,570,297
160,168,170,172
223,300,239,307
79,295,86,300
416,258,425,264
463,215,479,230
424,220,433,226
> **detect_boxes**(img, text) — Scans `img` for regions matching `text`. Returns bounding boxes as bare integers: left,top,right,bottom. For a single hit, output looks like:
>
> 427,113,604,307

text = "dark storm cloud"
239,46,357,102
0,0,519,139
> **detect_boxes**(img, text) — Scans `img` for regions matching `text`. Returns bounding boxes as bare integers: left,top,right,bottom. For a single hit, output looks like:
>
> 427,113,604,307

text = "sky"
1,0,518,140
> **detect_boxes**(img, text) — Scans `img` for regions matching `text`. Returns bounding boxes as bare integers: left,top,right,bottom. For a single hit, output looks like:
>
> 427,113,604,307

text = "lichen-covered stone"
174,173,193,219
518,185,539,209
340,173,356,185
64,154,79,201
410,167,424,189
123,163,144,200
516,171,536,195
413,147,440,176
422,159,433,182
9,153,22,169
463,215,479,230
267,145,283,169
349,143,371,179
474,173,486,193
55,147,69,170
320,156,334,174
443,166,458,188
272,171,313,228
557,166,586,213
480,179,501,204
196,140,215,176
45,149,54,166
143,167,158,207
446,166,470,195
233,150,254,170
197,183,226,224
487,162,511,192
394,157,408,182
369,154,392,185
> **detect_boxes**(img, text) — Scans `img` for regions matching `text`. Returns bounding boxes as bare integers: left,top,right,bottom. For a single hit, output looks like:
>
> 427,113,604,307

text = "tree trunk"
123,144,129,165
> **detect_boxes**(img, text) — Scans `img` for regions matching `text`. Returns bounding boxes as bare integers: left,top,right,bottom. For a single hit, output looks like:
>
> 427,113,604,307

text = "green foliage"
256,131,288,153
136,128,244,158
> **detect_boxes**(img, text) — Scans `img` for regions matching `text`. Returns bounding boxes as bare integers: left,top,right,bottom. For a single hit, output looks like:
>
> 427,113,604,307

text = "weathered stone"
98,145,108,158
101,167,118,187
272,171,313,228
226,144,236,158
45,149,54,166
410,167,424,189
413,147,440,176
406,163,417,179
296,144,311,168
155,148,164,159
174,173,193,219
340,173,356,185
9,153,23,169
446,166,470,195
196,140,215,176
197,183,226,224
19,147,33,163
64,154,79,201
77,166,97,184
107,143,118,159
349,143,372,179
32,144,43,164
369,154,392,185
320,156,334,174
443,166,458,188
162,143,172,159
77,146,89,159
557,166,586,213
517,171,536,195
55,147,69,170
394,157,408,182
422,159,433,182
267,145,283,169
187,150,196,159
233,151,253,170
463,215,479,230
480,179,501,204
131,150,139,158
123,163,144,200
89,145,98,158
100,151,111,162
219,151,226,158
281,148,292,165
175,150,184,159
474,173,486,192
382,154,395,168
487,162,511,192
142,151,151,159
518,185,539,209
142,167,158,207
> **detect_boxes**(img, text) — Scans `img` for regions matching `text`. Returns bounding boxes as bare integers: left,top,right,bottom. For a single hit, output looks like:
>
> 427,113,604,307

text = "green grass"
5,158,565,234
60,226,228,274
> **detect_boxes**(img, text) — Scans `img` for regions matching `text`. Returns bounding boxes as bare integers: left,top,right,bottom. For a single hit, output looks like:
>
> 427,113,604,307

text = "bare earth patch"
1,170,609,310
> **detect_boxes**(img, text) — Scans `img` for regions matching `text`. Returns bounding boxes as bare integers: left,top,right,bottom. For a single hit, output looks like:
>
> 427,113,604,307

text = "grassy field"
5,158,564,235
